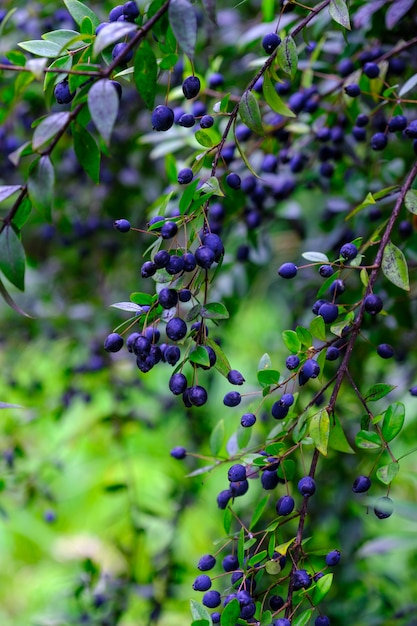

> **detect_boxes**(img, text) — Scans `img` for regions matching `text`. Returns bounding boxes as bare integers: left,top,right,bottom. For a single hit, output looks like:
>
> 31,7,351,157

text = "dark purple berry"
202,590,221,608
261,470,279,490
153,250,170,268
54,80,75,104
319,265,334,278
377,343,394,359
112,42,133,63
292,568,312,590
182,76,201,99
141,260,157,278
226,173,241,189
340,242,358,260
315,616,331,626
223,391,241,407
170,446,187,459
113,218,131,232
271,402,289,419
364,294,383,315
228,464,246,482
200,115,214,128
104,333,124,352
370,132,388,150
269,595,285,611
198,554,216,571
193,574,212,591
158,288,178,309
241,413,256,427
344,83,361,97
178,288,192,302
278,262,298,279
201,233,224,260
363,62,380,78
222,554,239,572
352,126,367,142
298,475,316,496
160,221,178,239
178,168,193,184
169,373,187,395
227,369,245,385
164,345,181,365
356,113,369,127
166,255,184,275
352,475,371,493
338,58,354,76
109,5,124,21
230,479,249,496
276,495,295,516
152,105,174,131
326,346,340,361
318,302,339,324
286,355,300,370
123,1,139,19
325,549,340,566
195,245,215,269
188,385,208,406
178,113,195,127
388,115,407,132
262,32,281,54
409,386,417,396
166,317,187,341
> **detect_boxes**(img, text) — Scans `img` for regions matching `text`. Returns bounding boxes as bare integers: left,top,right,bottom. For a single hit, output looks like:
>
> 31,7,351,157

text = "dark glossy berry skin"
109,5,124,21
318,302,339,324
223,554,239,572
241,413,256,427
298,359,320,386
160,221,178,239
278,262,298,279
170,446,187,459
371,132,388,150
352,125,367,141
269,595,285,611
329,279,345,297
340,242,358,260
217,488,232,509
271,402,288,419
226,173,241,189
202,233,224,260
276,495,295,516
153,250,170,268
178,288,192,303
198,554,216,571
182,75,201,99
388,115,407,132
326,346,340,361
113,218,131,232
261,470,279,490
280,393,294,407
227,369,245,385
374,496,394,519
338,58,354,76
112,42,133,63
164,345,181,365
166,317,187,341
228,464,246,482
262,32,281,53
152,105,174,131
178,168,193,184
292,569,312,590
315,616,331,626
352,475,372,492
104,333,124,352
325,549,341,566
200,115,214,128
377,343,394,359
298,476,316,497
123,1,140,19
141,260,157,278
178,113,195,127
286,355,300,370
54,80,75,104
195,245,215,269
363,62,380,78
166,255,184,275
405,120,417,138
193,574,212,591
364,294,383,315
356,113,369,127
224,391,241,407
133,335,151,357
158,288,178,309
230,479,249,496
344,83,361,97
188,385,208,406
202,590,221,608
410,386,417,396
126,332,141,353
182,252,197,271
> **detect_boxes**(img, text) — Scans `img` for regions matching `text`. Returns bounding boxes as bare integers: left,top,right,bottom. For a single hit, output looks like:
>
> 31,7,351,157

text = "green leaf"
237,425,252,450
201,302,229,319
12,198,32,230
0,186,22,204
309,408,330,456
28,156,54,221
130,292,155,306
312,573,334,604
262,70,295,117
328,415,354,453
18,40,63,58
248,550,267,567
190,599,213,623
32,112,70,151
276,36,298,80
0,225,25,290
189,345,211,367
42,29,83,50
309,316,326,341
376,461,399,485
93,22,137,57
258,353,272,370
239,90,263,135
223,506,233,534
186,304,203,321
73,123,100,183
234,132,260,178
168,0,197,57
302,251,329,263
88,79,119,144
381,402,405,442
179,180,200,214
382,240,410,291
44,55,73,92
282,330,301,353
0,276,33,318
199,176,224,196
293,609,313,626
194,130,216,148
364,383,396,402
257,369,280,387
206,337,231,377
265,559,281,575
405,189,417,214
191,620,210,626
355,430,381,449
221,598,240,626
399,72,417,97
277,459,295,481
63,0,100,29
296,325,312,347
68,62,101,91
329,0,351,29
249,495,270,530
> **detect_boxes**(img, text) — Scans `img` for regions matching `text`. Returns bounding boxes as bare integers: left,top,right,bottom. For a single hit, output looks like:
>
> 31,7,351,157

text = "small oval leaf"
382,240,410,291
88,79,119,144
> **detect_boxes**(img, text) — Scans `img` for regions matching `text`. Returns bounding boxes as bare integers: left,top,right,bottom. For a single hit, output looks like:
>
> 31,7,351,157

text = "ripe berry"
338,58,354,76
170,446,187,459
188,385,208,407
298,359,320,386
228,464,246,482
182,76,201,99
109,5,124,21
166,317,187,341
318,302,339,324
363,62,380,78
409,386,417,396
286,355,300,370
198,554,216,571
325,549,341,566
200,115,214,128
178,113,195,127
271,402,288,419
315,616,331,626
230,479,249,496
278,262,298,279
183,252,197,271
276,495,295,516
217,489,232,509
269,595,285,610
261,470,279,490
223,554,239,572
298,475,316,496
141,260,157,278
340,242,358,260
54,79,75,104
178,288,192,303
224,391,241,407
178,168,193,184
112,42,133,63
113,218,131,232
153,250,170,268
374,495,394,519
404,120,417,138
227,369,245,385
123,1,140,20
364,294,383,315
158,288,178,309
344,83,361,97
388,115,407,132
104,332,124,352
292,568,312,590
241,413,256,427
262,32,281,54
326,346,340,361
195,245,216,269
193,574,212,591
202,233,224,260
356,113,369,127
160,221,178,239
202,590,221,608
226,173,241,189
151,105,174,131
377,343,394,359
371,132,388,150
164,345,181,365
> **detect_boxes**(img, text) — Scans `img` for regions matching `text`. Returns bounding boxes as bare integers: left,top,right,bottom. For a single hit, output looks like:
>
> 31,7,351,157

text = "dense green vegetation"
1,0,417,624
